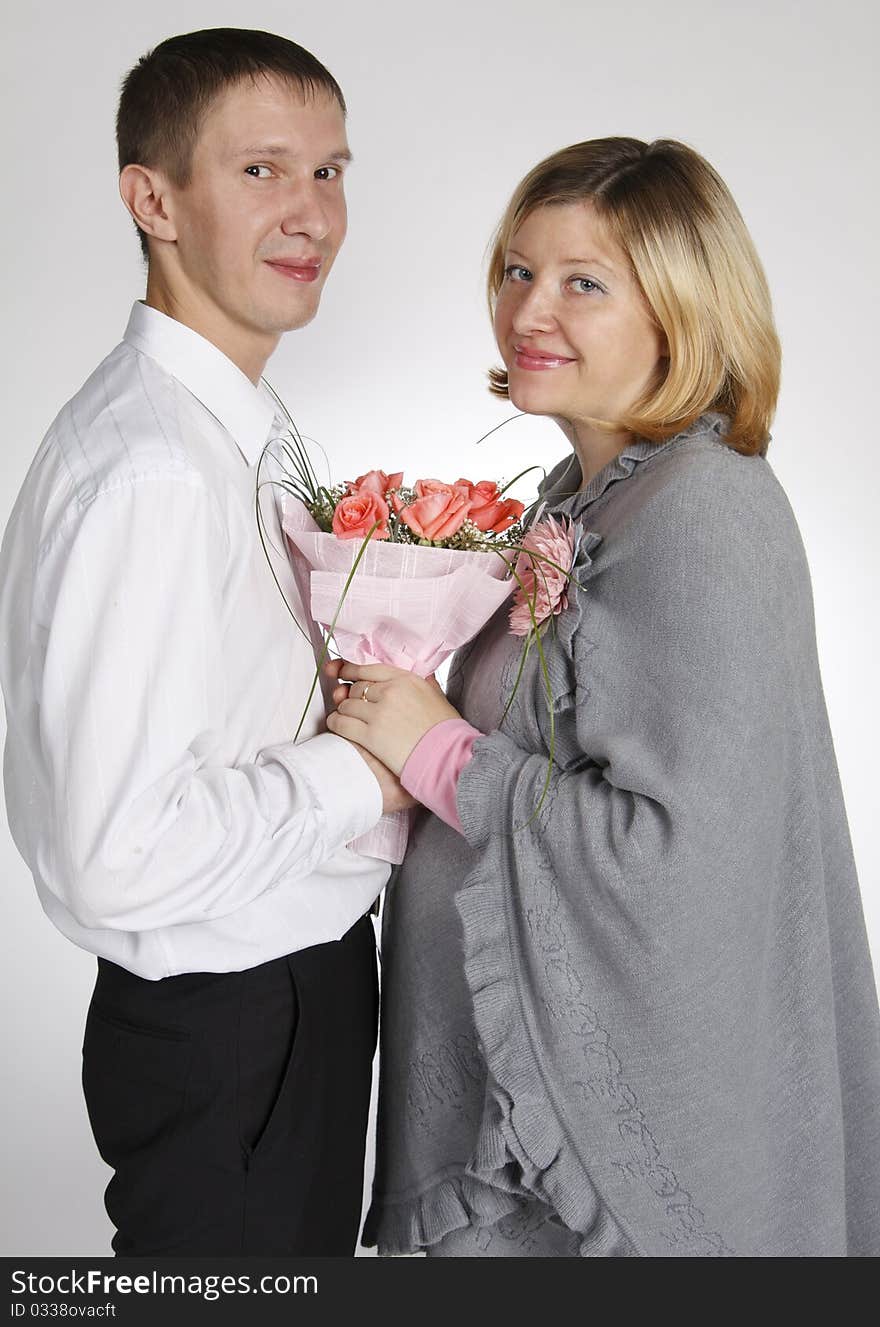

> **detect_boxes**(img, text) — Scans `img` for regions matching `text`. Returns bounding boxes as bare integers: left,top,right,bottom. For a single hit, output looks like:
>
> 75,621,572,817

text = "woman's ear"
119,164,178,248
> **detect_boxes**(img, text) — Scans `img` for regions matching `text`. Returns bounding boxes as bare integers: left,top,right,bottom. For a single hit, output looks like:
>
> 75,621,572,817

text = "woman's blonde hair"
487,137,781,456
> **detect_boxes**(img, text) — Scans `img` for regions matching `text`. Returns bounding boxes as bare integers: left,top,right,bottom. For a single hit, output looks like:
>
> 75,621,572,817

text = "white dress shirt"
0,301,389,979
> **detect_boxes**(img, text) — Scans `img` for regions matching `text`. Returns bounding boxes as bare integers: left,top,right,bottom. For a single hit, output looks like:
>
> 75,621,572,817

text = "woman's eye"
570,277,603,294
315,166,340,181
244,165,272,179
504,264,532,282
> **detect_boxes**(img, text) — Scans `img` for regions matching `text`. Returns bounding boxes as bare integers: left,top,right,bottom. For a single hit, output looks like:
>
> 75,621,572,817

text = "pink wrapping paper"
281,496,516,863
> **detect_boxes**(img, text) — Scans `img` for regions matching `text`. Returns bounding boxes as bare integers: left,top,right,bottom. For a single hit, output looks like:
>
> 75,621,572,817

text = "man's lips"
265,258,323,283
512,344,577,371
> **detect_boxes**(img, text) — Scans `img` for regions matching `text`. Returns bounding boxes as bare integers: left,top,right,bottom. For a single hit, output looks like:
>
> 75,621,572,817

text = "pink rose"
455,478,526,533
345,469,404,499
400,480,472,542
509,514,576,636
413,478,471,501
387,476,462,518
331,489,391,541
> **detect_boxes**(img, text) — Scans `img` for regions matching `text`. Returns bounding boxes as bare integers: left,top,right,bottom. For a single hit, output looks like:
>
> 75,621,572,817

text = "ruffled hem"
364,919,635,1257
364,1120,630,1257
363,1170,534,1256
456,845,637,1257
364,1117,632,1258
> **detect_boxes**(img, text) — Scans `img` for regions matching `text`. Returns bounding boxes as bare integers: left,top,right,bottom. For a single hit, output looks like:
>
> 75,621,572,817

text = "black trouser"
81,915,378,1256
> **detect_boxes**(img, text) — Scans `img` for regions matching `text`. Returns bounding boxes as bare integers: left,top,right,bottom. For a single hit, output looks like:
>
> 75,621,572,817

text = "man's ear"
119,164,178,247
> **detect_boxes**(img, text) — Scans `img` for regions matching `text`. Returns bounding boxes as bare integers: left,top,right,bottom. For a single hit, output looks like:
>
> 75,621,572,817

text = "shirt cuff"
401,717,482,835
270,731,384,849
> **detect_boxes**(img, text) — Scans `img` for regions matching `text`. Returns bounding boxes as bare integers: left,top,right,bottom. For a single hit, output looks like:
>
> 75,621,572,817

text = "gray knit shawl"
364,412,880,1257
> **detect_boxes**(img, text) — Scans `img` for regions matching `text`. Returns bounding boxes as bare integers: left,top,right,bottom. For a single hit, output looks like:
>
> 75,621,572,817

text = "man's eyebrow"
234,144,354,163
507,246,616,275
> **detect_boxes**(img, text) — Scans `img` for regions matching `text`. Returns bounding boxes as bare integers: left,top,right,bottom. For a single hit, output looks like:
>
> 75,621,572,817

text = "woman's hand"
324,660,462,776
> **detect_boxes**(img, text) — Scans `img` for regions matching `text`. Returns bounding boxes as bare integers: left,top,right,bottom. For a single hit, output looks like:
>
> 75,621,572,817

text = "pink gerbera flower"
509,514,577,637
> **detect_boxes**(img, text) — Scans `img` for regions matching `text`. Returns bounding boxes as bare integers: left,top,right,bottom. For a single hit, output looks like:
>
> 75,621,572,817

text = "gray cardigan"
364,412,880,1256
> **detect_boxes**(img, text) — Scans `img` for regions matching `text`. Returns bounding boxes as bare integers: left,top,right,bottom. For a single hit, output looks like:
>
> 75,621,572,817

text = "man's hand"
353,743,418,815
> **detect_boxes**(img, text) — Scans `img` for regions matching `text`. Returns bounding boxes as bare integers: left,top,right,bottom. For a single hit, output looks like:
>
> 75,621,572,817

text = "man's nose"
279,181,331,242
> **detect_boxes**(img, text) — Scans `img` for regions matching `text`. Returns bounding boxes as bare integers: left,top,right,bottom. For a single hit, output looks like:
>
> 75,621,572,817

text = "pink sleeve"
400,717,482,835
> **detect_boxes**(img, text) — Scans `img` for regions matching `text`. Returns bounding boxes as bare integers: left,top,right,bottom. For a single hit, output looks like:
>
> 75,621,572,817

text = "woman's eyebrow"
507,246,616,275
562,256,616,273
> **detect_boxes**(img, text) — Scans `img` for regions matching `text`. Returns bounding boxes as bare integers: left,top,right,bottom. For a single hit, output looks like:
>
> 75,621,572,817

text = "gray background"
1,0,877,1255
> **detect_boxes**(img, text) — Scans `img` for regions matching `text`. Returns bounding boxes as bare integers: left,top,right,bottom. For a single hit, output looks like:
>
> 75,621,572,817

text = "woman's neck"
555,417,633,490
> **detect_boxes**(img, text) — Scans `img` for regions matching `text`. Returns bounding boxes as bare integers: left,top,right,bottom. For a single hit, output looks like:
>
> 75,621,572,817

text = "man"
0,28,410,1256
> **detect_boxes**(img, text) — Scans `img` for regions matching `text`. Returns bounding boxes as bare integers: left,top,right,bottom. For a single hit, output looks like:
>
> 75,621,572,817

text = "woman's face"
493,202,667,433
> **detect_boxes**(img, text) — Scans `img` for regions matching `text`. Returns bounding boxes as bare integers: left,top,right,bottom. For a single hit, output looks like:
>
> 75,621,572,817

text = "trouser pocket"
82,1005,193,1165
82,1002,194,1252
235,957,300,1160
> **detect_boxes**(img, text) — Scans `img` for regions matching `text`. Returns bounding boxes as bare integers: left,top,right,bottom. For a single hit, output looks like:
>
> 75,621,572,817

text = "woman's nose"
510,282,557,335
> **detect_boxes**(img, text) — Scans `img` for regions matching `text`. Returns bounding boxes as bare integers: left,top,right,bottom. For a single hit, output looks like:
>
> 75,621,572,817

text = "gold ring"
362,684,371,703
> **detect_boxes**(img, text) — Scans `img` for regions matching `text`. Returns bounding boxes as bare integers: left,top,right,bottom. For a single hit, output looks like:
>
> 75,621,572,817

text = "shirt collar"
538,410,732,518
122,301,280,466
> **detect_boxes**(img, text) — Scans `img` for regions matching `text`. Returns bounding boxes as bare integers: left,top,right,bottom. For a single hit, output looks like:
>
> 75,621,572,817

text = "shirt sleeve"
36,473,383,932
400,717,481,834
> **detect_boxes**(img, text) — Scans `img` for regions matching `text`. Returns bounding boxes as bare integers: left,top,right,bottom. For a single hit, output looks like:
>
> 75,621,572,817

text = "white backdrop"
1,0,877,1256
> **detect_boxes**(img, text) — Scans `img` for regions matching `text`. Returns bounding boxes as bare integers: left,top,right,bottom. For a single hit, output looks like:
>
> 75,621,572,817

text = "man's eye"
503,264,532,282
244,165,272,179
315,166,341,181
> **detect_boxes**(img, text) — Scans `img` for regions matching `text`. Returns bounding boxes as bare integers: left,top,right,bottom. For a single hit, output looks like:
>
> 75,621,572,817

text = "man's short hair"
117,27,346,261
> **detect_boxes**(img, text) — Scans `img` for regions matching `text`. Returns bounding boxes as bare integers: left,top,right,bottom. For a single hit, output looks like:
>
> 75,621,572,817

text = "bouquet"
257,399,584,862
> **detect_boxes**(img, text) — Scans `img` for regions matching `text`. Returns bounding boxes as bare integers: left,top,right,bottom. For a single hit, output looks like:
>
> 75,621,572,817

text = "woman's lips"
513,345,577,371
265,260,322,283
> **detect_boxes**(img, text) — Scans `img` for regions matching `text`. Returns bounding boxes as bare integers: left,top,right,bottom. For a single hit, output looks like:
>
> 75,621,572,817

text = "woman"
326,138,880,1256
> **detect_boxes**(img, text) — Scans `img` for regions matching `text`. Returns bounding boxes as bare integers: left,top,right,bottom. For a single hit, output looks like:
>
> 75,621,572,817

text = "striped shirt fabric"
0,301,388,979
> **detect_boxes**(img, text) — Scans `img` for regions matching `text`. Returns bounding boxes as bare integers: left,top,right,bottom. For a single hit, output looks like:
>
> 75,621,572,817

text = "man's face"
162,76,350,361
